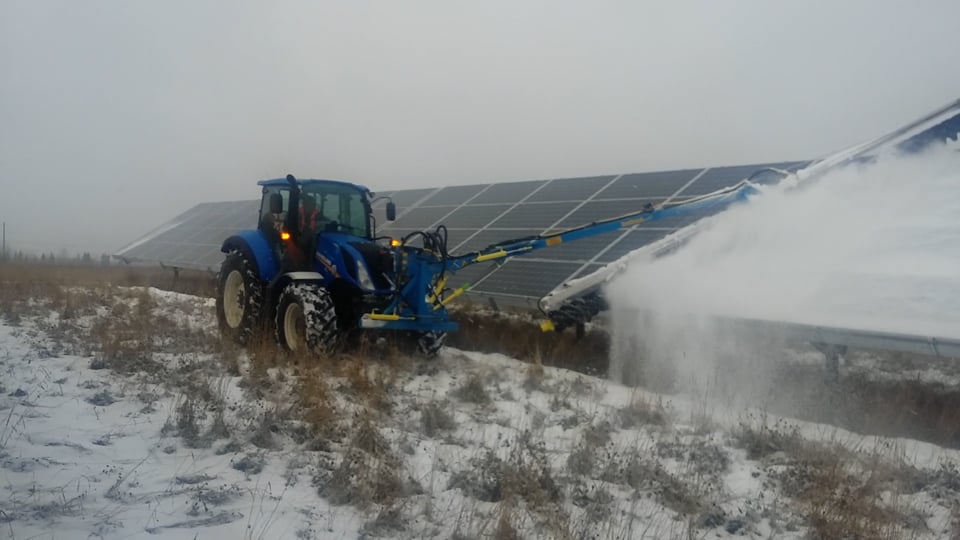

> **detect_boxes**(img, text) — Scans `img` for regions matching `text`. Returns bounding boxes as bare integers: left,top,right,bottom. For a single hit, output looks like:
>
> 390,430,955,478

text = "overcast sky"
2,0,959,255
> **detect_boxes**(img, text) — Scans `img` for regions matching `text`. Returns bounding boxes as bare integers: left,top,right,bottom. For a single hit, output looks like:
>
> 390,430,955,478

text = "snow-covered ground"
3,286,960,539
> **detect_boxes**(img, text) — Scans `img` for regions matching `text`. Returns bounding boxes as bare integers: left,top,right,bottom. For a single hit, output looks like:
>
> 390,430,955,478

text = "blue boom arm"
359,181,758,333
447,182,755,272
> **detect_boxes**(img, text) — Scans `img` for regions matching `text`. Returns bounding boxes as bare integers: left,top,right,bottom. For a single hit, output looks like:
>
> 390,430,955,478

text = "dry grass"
420,400,457,437
731,417,804,461
447,303,609,375
452,373,491,405
340,358,393,413
449,433,561,507
448,430,572,539
733,419,925,539
0,261,214,298
767,362,960,450
317,410,411,509
617,392,670,429
296,368,338,441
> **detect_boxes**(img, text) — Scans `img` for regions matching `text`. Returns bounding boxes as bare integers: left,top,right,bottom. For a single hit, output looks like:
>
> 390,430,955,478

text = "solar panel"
534,229,623,262
552,199,665,230
453,228,540,254
525,175,615,202
389,188,438,212
470,180,546,204
598,169,701,199
118,160,806,302
197,250,229,268
423,184,487,206
116,200,260,270
176,244,212,265
448,263,497,290
489,202,579,230
571,263,605,280
472,260,584,298
441,205,513,229
391,205,458,229
594,229,674,263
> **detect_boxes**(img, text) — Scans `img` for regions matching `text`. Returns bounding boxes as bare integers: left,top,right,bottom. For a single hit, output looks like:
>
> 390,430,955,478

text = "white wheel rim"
284,302,305,351
223,270,245,328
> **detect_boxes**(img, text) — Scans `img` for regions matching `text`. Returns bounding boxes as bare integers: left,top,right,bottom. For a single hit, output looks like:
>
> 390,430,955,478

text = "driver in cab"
300,195,321,236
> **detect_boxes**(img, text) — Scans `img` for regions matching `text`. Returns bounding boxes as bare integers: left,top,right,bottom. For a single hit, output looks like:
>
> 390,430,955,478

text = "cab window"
259,187,289,234
302,184,369,237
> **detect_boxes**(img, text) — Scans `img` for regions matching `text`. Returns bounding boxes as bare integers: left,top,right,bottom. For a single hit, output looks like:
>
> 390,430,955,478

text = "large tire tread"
216,250,265,346
276,283,339,356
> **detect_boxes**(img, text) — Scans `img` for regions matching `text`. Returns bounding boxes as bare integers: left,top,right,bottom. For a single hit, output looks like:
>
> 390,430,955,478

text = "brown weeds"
452,373,491,405
735,419,922,539
447,303,609,375
420,401,457,437
297,369,338,440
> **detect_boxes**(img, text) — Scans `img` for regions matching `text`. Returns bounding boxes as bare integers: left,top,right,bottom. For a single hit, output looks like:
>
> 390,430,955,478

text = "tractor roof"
257,178,371,192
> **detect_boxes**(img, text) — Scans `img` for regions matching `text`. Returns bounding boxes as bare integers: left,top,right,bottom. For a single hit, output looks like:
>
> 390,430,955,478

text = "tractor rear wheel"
275,283,339,356
216,250,264,345
416,331,447,358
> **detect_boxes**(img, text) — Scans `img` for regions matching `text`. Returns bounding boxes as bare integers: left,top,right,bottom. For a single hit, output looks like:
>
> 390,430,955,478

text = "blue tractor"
216,174,763,357
216,174,419,353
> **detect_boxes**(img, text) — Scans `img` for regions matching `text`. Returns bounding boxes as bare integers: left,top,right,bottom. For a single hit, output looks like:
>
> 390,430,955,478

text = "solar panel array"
118,200,260,270
116,161,808,305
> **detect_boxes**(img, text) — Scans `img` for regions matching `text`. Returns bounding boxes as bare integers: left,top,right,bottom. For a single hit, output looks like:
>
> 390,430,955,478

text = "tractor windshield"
300,183,370,238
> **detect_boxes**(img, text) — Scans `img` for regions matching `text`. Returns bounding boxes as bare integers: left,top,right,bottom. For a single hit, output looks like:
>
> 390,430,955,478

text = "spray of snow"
606,145,960,399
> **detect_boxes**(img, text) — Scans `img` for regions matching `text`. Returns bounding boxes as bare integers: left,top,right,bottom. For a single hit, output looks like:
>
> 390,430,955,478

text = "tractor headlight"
357,260,375,290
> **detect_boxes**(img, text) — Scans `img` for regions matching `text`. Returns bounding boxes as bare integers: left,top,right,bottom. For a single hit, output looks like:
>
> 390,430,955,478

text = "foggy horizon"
2,1,959,255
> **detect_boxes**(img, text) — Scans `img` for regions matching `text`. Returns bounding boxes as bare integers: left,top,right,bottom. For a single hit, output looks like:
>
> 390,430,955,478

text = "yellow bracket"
539,319,556,332
475,250,507,262
434,283,470,310
366,313,415,322
475,246,534,263
426,276,448,304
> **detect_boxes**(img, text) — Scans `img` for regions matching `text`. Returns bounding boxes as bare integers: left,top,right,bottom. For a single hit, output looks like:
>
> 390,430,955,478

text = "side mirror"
385,202,397,221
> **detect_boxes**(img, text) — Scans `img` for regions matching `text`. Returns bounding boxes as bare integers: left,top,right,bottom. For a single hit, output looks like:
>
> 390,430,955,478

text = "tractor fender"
268,271,326,311
275,271,326,286
220,230,279,282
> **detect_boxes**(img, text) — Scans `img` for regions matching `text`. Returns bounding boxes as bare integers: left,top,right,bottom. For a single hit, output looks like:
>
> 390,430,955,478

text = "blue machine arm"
446,181,757,272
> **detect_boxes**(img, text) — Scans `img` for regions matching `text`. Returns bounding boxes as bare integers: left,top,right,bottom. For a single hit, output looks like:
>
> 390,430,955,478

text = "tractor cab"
257,178,376,239
257,178,387,270
255,178,397,286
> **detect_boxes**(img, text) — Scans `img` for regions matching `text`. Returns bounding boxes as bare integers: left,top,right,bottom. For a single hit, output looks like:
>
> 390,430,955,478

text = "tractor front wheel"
275,283,339,356
216,250,264,345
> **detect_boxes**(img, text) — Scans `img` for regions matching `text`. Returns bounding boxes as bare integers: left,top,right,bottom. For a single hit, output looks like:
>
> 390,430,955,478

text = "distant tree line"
0,250,114,266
